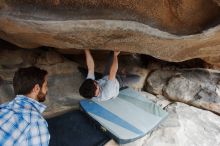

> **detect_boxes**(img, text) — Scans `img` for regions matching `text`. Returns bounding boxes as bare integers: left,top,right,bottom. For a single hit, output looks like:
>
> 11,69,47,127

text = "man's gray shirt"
87,73,119,101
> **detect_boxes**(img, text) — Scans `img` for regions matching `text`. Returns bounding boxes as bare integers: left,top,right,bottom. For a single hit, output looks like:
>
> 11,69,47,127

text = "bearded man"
0,66,50,146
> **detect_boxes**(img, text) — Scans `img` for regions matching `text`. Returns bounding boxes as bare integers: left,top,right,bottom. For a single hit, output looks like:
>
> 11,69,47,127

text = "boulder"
146,68,220,114
142,102,220,146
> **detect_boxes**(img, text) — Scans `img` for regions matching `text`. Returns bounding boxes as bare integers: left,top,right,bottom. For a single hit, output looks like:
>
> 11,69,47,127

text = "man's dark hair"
79,79,97,99
13,66,48,95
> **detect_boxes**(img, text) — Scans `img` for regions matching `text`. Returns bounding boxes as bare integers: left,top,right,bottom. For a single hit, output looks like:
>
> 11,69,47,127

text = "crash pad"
80,88,168,144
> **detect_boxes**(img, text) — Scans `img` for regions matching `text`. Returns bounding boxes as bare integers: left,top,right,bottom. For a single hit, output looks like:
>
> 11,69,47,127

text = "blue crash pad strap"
80,100,144,135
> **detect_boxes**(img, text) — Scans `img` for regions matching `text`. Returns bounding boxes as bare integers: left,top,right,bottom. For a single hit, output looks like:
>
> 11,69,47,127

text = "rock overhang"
0,0,220,67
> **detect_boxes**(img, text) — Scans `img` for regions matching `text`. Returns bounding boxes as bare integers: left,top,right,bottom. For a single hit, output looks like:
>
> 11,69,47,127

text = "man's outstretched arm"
85,49,95,75
109,49,120,80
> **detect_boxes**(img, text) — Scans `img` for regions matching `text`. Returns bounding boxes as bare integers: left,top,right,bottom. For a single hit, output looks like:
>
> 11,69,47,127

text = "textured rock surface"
0,47,84,118
0,1,220,65
141,102,220,146
1,0,219,35
214,0,220,6
203,56,220,69
146,69,220,114
38,61,84,118
142,102,220,146
0,80,13,104
145,70,176,95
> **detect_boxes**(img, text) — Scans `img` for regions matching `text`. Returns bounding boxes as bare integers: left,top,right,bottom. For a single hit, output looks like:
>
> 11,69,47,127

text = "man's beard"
37,90,47,102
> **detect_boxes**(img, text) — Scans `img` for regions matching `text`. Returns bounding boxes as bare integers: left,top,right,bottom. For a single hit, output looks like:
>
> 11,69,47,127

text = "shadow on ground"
47,110,110,146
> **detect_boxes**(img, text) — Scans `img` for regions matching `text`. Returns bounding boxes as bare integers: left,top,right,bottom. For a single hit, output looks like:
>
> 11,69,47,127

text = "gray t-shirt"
87,73,119,101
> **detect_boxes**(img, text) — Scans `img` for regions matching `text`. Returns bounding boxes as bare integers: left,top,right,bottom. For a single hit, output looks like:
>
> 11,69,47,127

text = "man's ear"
32,84,40,93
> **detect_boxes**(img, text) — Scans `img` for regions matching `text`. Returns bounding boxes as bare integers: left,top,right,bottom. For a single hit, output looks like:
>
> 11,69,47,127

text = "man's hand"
114,49,120,56
84,49,91,54
85,49,90,54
